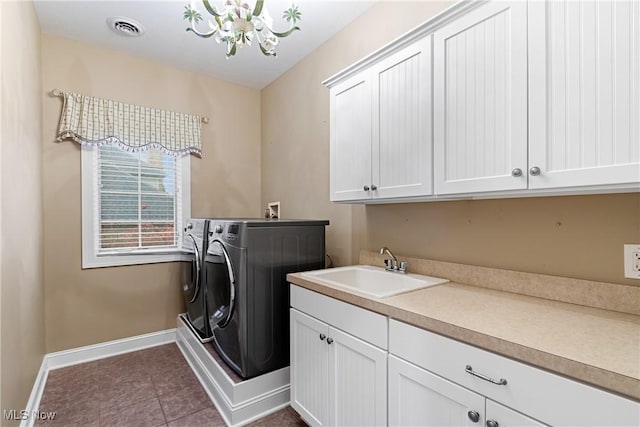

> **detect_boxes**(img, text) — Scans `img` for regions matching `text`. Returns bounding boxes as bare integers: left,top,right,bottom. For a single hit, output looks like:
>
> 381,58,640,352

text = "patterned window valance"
54,90,206,157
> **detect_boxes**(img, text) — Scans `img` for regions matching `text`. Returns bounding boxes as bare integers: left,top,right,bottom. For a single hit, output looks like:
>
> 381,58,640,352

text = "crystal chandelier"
183,0,301,58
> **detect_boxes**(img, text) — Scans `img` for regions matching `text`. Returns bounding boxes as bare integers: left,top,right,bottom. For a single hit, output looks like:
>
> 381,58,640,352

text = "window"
81,144,191,268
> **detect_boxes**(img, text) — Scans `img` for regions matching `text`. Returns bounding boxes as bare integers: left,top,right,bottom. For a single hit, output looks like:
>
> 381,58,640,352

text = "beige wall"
353,194,640,286
261,2,640,286
1,1,45,421
1,0,4,414
261,2,453,266
42,34,261,352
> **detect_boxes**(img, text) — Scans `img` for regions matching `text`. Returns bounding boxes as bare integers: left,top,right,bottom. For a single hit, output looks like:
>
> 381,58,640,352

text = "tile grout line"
32,337,301,427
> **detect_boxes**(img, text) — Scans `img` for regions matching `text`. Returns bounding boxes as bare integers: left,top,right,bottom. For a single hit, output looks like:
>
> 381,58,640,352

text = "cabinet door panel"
290,309,330,426
372,36,433,199
486,400,547,427
434,1,529,194
389,355,485,427
390,319,640,427
328,326,387,427
330,71,372,201
529,0,640,188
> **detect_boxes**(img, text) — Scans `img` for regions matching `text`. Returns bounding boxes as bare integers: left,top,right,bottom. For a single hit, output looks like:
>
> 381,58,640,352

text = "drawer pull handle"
465,365,507,386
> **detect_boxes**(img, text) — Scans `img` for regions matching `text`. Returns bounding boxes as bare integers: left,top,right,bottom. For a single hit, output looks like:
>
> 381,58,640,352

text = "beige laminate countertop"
287,271,640,401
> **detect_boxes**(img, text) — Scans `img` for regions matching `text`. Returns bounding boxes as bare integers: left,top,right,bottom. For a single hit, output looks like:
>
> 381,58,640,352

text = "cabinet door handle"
465,365,507,385
486,420,499,427
529,166,541,176
371,184,377,191
467,411,480,423
319,333,326,341
511,168,523,177
326,337,334,345
363,185,370,191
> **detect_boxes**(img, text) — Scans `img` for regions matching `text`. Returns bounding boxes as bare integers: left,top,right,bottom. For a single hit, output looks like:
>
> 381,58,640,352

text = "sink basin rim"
300,265,449,298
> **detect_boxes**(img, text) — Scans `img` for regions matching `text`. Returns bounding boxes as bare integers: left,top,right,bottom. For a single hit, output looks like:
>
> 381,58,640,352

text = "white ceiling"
34,0,375,89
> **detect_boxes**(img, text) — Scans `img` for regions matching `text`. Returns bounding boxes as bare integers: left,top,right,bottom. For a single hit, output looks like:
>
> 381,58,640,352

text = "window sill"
82,250,191,269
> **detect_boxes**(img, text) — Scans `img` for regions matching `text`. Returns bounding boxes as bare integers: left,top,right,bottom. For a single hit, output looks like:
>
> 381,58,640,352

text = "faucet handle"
399,261,408,273
383,259,393,271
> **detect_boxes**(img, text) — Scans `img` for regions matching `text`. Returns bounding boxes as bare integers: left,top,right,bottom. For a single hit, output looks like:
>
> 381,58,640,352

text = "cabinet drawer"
389,355,485,427
389,319,639,426
290,285,387,349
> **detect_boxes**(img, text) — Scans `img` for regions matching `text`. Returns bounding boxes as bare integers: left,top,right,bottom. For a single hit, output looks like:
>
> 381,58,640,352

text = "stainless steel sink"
300,265,449,298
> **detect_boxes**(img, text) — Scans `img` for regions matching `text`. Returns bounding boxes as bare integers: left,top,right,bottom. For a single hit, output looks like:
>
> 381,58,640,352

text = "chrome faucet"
379,247,408,274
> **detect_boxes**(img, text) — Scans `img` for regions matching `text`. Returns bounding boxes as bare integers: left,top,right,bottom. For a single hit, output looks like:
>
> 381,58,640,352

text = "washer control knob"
214,225,223,234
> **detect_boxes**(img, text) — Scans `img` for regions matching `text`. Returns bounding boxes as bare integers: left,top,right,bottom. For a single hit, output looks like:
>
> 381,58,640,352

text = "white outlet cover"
268,201,280,219
623,244,640,279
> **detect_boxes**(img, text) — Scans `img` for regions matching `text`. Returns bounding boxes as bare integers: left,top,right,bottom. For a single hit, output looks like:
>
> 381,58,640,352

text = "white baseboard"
20,329,177,427
45,329,176,370
19,358,49,427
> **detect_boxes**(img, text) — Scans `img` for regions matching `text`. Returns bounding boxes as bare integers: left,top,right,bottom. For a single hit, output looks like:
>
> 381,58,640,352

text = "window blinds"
96,145,183,252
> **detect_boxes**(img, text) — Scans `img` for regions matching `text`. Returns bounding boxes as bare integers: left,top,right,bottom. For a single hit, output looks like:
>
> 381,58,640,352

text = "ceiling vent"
107,17,144,37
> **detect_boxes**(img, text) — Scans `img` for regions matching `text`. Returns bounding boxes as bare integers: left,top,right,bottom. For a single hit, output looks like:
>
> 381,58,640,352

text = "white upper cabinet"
528,0,640,189
371,36,433,199
330,71,372,202
433,1,529,195
326,0,639,203
329,36,433,202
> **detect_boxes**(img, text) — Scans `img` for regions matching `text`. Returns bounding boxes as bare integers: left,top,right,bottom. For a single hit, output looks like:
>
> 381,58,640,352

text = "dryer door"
205,240,236,329
183,233,201,303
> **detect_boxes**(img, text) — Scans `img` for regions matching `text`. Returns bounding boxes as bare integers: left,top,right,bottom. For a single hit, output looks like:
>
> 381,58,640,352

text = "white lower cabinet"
290,285,388,427
388,355,485,427
290,286,640,427
485,400,546,427
389,355,546,427
328,325,387,427
290,309,330,426
389,319,640,427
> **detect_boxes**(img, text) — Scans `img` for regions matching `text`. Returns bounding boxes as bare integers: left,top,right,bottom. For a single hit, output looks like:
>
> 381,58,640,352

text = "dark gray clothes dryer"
204,218,328,379
181,218,211,341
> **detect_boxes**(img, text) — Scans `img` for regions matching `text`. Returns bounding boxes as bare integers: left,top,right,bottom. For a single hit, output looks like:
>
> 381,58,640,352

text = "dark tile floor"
35,343,306,427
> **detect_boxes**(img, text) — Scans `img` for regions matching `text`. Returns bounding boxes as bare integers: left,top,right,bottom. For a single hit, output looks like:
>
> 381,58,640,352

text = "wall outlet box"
267,201,280,219
623,244,640,279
